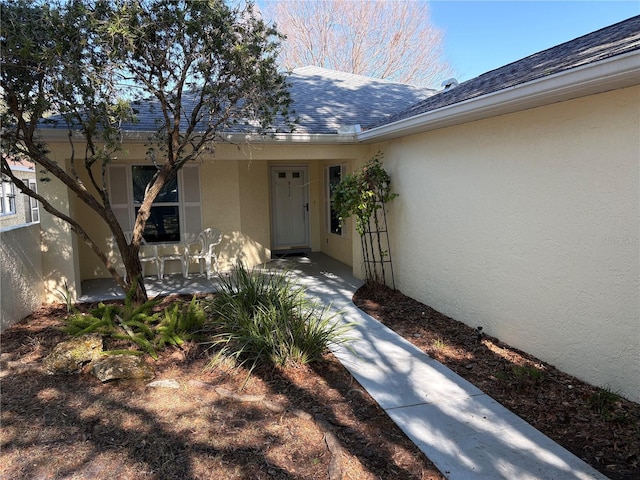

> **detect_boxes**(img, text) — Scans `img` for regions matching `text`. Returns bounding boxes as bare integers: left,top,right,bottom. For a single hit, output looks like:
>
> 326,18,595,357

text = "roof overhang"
357,49,640,143
221,132,360,144
37,127,360,145
35,50,640,147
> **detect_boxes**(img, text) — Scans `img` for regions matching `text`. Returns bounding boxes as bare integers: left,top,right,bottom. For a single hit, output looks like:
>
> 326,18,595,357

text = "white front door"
271,166,310,250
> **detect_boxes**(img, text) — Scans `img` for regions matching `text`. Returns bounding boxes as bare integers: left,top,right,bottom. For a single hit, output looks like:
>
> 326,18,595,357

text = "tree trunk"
120,243,148,303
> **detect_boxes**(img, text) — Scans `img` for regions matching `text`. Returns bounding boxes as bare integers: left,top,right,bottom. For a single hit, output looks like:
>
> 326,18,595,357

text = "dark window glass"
132,166,180,243
135,206,180,243
328,166,342,235
132,166,178,203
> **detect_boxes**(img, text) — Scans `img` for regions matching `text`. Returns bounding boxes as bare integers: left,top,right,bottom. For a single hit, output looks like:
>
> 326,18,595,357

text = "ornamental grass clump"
205,262,352,370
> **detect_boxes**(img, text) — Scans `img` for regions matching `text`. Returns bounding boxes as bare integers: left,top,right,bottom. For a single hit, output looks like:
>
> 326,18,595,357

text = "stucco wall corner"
1,223,45,331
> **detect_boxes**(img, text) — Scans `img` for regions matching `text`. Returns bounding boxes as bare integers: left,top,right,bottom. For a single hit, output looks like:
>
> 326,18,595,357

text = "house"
2,16,638,401
0,158,39,229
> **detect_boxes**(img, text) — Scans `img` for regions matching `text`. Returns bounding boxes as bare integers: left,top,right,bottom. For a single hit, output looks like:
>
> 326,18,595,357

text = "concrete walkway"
81,253,608,479
281,254,608,480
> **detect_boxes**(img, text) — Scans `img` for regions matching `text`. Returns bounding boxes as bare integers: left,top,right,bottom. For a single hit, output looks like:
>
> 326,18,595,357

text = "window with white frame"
108,164,202,243
23,178,39,223
1,176,16,215
326,164,346,236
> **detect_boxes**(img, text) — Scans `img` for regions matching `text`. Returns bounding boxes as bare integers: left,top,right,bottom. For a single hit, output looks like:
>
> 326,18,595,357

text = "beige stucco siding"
40,154,82,303
1,223,45,330
377,86,640,402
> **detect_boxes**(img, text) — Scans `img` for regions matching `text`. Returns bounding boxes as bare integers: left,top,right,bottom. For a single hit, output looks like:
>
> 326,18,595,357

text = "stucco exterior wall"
1,223,45,330
38,156,81,303
377,86,640,402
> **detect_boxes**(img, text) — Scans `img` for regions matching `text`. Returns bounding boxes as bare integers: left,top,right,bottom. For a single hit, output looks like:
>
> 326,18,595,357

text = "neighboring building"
0,159,39,229
7,16,640,401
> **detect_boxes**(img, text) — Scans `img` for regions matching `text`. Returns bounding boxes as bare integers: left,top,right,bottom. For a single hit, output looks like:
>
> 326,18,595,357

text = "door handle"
304,203,309,212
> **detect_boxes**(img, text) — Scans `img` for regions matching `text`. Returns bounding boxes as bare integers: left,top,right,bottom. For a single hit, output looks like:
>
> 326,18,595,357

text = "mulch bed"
1,285,639,479
0,297,442,480
353,283,640,480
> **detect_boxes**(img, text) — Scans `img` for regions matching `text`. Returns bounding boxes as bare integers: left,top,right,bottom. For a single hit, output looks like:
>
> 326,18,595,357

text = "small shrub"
588,386,620,416
512,365,544,382
496,364,545,391
204,262,352,371
54,280,75,315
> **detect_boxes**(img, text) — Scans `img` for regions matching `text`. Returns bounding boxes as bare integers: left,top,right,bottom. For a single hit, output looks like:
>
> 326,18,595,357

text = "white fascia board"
9,165,35,173
37,128,357,145
220,132,359,144
357,50,640,144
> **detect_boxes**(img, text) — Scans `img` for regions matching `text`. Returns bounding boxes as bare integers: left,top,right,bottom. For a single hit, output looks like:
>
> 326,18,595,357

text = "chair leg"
205,256,212,279
181,259,188,278
159,259,165,280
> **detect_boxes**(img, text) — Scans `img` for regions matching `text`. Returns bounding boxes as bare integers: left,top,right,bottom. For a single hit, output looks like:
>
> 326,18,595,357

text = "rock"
91,354,155,382
147,379,180,389
42,334,104,375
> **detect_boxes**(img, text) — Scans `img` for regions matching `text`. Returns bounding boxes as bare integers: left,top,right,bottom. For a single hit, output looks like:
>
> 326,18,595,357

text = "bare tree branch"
265,0,453,87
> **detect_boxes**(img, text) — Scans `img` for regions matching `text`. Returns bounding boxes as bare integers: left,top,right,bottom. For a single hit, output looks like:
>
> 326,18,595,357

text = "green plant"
64,284,206,359
496,364,545,391
512,365,544,382
54,280,74,314
156,296,207,349
332,152,398,286
432,337,446,349
204,262,352,372
332,152,398,236
588,386,620,416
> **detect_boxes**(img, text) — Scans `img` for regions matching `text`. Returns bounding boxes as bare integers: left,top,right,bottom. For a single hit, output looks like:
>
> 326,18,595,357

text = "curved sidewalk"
283,253,608,480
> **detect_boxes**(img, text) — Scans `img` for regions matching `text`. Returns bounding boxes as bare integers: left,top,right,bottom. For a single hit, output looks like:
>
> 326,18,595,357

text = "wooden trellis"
360,196,395,289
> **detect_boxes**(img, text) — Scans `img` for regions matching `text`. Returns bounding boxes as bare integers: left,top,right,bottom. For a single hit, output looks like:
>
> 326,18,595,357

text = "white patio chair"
158,243,189,279
123,231,160,280
186,228,222,279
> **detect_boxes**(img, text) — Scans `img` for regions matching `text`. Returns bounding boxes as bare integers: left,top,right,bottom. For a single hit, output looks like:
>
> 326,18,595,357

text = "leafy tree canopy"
1,0,295,302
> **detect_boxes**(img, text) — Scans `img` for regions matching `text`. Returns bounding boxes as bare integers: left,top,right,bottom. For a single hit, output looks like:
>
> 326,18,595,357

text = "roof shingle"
371,15,640,129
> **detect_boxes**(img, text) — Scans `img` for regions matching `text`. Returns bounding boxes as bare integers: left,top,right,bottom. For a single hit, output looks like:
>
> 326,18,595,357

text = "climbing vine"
332,152,397,287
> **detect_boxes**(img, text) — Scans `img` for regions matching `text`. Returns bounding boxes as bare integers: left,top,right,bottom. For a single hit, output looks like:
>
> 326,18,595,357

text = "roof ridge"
291,65,434,90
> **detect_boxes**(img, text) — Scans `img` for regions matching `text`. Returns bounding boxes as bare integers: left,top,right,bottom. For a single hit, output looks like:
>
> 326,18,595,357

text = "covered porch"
78,252,358,304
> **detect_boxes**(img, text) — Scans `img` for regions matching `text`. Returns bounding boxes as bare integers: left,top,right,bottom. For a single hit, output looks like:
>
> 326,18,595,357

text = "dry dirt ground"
1,285,639,480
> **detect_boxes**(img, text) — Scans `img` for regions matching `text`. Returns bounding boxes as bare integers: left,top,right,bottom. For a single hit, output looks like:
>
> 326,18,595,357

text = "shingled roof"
370,15,640,130
39,65,434,137
285,66,434,134
38,16,638,141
